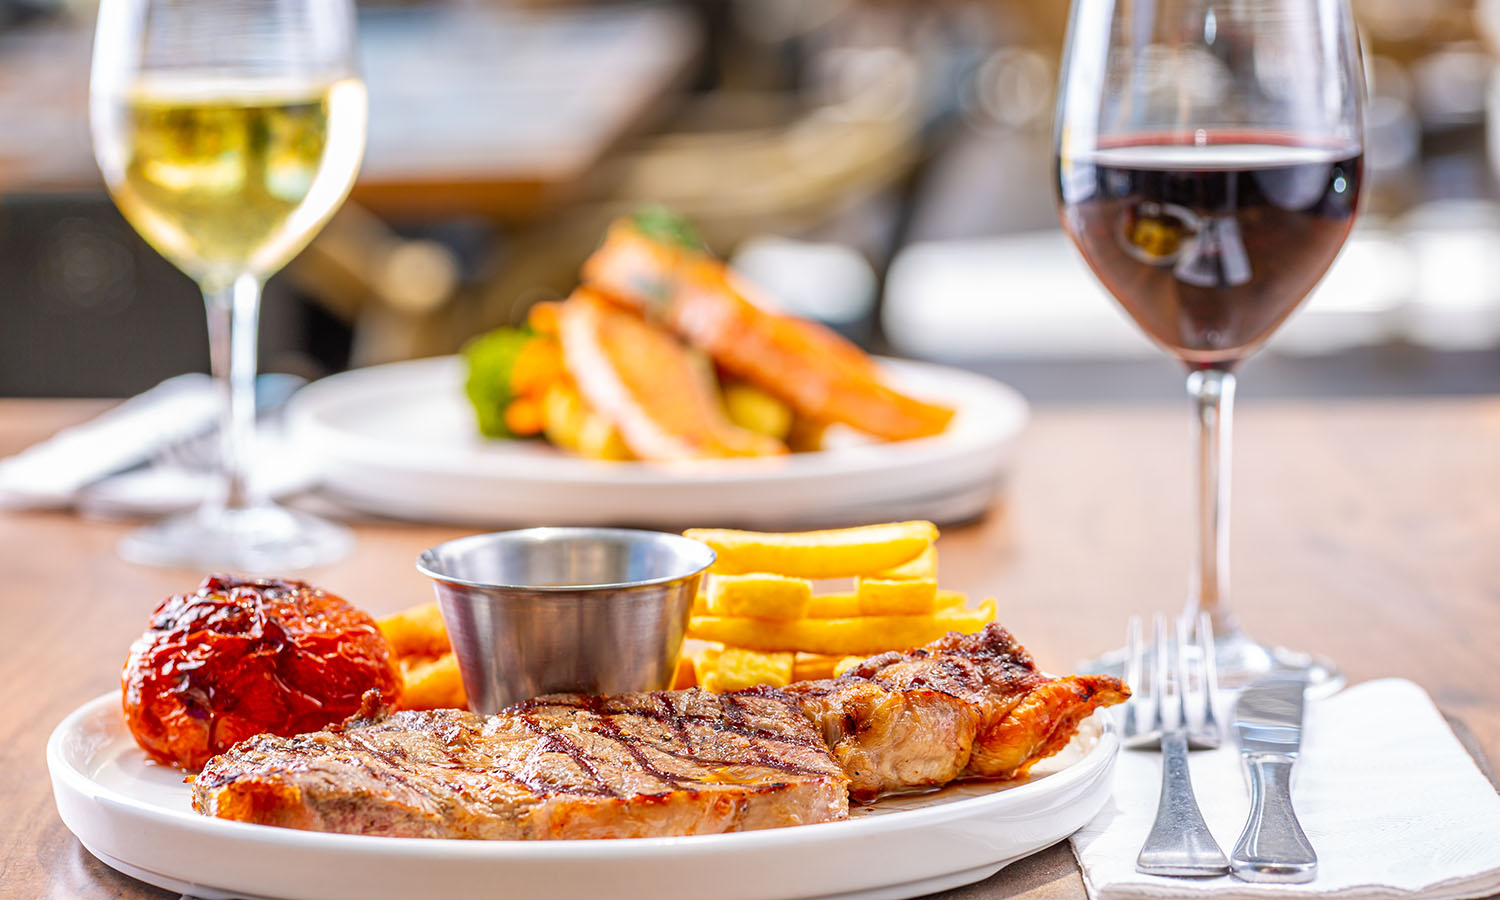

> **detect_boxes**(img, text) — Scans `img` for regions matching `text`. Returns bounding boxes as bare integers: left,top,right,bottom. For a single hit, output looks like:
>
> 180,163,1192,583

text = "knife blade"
1230,673,1317,883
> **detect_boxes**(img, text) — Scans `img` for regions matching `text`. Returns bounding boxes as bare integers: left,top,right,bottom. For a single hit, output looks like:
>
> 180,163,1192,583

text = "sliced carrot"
510,337,565,397
526,301,562,336
503,396,546,436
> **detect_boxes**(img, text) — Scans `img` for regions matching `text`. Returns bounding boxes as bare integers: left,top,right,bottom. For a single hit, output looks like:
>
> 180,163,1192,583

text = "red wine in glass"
1054,0,1364,693
1058,133,1363,370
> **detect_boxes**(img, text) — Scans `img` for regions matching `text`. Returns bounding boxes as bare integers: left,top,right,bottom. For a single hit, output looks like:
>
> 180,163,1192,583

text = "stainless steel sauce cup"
415,527,715,714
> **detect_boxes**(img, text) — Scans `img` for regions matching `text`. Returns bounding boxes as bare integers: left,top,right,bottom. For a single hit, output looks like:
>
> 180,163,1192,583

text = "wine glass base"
1079,630,1345,699
118,504,353,572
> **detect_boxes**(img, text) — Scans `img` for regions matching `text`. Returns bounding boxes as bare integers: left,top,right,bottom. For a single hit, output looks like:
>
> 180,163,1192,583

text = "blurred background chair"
2,0,1499,400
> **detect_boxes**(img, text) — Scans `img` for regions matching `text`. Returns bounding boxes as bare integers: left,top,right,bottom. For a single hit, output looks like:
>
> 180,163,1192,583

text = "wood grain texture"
2,396,1497,898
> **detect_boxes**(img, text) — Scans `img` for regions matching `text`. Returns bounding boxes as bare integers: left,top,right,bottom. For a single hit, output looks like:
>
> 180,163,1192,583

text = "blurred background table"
3,395,1496,899
0,5,697,219
8,0,1500,396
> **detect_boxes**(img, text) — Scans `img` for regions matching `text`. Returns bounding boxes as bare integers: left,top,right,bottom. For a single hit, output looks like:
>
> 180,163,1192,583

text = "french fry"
713,647,796,691
806,589,965,618
397,653,467,710
871,545,937,580
687,599,997,655
805,592,861,618
722,382,794,440
681,640,723,686
577,411,633,461
792,652,846,681
671,653,697,690
542,381,588,452
832,656,865,678
377,602,452,659
856,577,938,615
706,573,812,620
685,521,938,578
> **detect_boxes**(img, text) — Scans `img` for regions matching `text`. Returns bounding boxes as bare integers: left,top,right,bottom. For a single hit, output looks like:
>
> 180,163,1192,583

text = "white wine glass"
90,0,366,569
1055,0,1365,691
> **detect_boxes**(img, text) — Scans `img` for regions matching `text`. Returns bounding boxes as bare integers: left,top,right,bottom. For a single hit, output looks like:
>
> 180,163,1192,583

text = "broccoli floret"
461,326,534,438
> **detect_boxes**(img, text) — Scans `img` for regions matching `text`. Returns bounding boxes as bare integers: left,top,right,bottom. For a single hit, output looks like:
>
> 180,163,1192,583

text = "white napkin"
1071,678,1500,900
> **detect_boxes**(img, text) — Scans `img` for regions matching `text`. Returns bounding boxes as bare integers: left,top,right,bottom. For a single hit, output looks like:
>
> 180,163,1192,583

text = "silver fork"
1123,612,1230,877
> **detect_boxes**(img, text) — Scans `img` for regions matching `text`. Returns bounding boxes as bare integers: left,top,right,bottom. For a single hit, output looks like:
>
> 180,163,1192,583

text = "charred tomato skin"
122,574,402,770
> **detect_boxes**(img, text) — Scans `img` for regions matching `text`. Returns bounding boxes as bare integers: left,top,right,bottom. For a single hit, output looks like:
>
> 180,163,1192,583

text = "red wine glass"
1054,0,1365,691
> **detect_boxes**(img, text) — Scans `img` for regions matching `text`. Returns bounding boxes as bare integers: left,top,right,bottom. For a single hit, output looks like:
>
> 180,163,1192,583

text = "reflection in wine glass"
90,0,365,569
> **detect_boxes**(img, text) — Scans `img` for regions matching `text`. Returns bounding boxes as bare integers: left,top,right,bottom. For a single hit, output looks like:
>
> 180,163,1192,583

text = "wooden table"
3,396,1498,899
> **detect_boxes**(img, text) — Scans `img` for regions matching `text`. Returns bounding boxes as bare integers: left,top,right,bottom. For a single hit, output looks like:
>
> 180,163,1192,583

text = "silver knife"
1230,673,1316,883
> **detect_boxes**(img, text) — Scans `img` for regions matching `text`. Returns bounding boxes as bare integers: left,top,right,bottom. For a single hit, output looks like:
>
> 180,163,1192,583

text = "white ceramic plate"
285,356,1028,528
49,693,1117,900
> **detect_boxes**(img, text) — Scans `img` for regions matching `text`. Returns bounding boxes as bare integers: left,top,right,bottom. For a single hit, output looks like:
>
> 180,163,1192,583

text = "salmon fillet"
558,289,785,460
581,219,955,442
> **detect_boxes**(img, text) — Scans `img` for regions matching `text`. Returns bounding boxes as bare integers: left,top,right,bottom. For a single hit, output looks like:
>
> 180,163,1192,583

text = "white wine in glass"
91,0,366,569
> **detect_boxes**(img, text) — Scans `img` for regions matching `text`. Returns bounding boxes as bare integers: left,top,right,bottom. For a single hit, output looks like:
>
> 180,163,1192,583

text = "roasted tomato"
122,574,402,770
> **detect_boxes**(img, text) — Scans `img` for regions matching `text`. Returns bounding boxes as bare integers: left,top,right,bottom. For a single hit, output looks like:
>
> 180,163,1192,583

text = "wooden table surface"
3,396,1498,899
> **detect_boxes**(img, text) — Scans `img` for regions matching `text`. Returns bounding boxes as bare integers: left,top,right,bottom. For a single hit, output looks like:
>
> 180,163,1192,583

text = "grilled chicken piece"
558,289,786,460
194,689,847,839
581,219,955,442
786,624,1128,800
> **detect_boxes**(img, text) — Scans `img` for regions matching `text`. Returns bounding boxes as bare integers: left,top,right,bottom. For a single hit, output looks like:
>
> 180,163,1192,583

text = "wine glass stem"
1187,367,1239,638
204,273,265,514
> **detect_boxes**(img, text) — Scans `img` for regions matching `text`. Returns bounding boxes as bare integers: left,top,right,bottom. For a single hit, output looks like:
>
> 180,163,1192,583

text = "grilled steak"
193,687,848,839
786,624,1129,800
193,624,1127,837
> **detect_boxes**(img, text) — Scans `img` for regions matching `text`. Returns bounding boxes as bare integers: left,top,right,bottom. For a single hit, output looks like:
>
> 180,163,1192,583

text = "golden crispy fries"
934,589,966,611
805,592,861,618
806,589,965,618
792,653,847,681
671,653,697,690
872,545,937,580
577,412,633,461
680,640,723,686
688,599,996,655
397,653,467,710
832,656,865,678
377,602,452,659
706,573,812,620
684,521,937,578
856,577,938,615
713,648,796,691
722,382,794,440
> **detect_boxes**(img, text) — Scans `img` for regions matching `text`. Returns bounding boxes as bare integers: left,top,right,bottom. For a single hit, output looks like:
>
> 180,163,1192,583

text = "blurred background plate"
286,356,1027,528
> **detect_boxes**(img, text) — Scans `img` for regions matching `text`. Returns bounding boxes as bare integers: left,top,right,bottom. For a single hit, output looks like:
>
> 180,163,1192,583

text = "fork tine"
1196,612,1221,737
1120,616,1144,741
1124,616,1144,695
1148,613,1169,735
1174,614,1192,734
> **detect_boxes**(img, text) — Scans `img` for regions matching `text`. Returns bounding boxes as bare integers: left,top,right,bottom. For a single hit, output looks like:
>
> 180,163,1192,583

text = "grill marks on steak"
193,624,1129,837
785,625,1129,800
193,688,849,839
